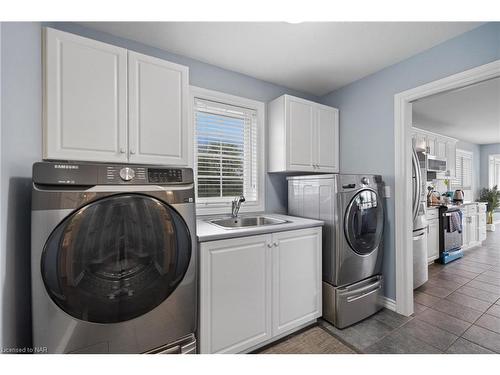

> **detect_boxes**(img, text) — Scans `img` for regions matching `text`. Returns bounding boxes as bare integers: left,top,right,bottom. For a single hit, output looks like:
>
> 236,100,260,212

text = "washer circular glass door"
41,194,192,324
344,189,384,255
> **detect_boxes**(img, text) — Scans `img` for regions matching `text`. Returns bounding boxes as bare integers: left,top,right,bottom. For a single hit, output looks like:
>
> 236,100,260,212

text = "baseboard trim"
379,296,396,312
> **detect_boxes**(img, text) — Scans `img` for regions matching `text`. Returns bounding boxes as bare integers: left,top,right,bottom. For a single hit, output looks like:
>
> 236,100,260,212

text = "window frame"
453,149,473,191
489,154,500,189
190,86,266,215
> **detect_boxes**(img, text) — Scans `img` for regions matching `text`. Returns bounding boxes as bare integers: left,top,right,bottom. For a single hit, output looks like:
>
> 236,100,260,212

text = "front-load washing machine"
288,174,385,328
31,162,197,353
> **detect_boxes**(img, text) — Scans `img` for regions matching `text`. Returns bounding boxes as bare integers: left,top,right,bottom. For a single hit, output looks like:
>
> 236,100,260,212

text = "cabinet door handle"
119,148,126,154
267,243,273,248
273,242,279,247
130,149,136,155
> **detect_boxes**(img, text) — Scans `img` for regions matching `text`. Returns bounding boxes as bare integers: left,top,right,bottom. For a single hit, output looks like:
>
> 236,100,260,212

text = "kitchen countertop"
427,201,487,209
196,213,324,242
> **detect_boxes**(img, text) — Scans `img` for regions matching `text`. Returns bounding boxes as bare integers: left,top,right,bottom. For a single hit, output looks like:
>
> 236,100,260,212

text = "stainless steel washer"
288,174,385,328
31,162,197,353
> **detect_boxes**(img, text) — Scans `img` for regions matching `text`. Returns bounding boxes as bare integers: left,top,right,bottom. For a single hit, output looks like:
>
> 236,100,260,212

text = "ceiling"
413,77,500,145
79,22,482,96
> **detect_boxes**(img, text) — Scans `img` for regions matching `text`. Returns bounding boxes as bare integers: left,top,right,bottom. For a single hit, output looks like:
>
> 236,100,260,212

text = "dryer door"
344,189,384,256
41,193,192,324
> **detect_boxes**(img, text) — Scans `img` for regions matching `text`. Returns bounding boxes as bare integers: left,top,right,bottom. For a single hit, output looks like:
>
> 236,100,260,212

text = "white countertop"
196,213,324,242
427,201,486,209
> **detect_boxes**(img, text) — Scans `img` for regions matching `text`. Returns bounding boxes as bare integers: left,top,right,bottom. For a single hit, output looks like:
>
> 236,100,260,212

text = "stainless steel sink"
208,215,289,229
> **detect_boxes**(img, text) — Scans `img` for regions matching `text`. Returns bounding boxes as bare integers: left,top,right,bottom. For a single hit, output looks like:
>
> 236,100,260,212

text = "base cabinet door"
199,235,272,354
272,228,322,336
427,219,439,262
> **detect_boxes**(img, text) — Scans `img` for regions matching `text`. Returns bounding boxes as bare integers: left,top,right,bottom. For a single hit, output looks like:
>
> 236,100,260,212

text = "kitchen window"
489,155,500,188
191,87,265,214
452,149,473,190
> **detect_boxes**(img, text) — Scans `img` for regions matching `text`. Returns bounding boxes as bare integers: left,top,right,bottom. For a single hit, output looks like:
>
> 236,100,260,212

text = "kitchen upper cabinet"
43,28,128,163
43,28,191,166
272,229,321,336
427,219,439,262
128,51,189,165
446,140,457,178
199,227,322,354
268,95,339,173
426,135,437,156
199,235,272,354
436,139,447,159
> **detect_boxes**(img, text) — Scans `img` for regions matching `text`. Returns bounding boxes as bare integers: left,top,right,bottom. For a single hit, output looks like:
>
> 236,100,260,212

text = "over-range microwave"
427,156,447,172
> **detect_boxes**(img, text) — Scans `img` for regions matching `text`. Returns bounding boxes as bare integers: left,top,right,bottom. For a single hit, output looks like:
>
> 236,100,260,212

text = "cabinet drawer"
426,209,439,220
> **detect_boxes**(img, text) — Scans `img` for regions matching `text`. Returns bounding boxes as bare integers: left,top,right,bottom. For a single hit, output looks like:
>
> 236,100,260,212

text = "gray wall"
0,21,318,350
479,143,500,188
1,22,43,350
320,22,500,300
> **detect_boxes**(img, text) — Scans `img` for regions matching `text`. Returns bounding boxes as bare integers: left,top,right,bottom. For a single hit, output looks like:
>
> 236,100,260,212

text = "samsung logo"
54,164,79,169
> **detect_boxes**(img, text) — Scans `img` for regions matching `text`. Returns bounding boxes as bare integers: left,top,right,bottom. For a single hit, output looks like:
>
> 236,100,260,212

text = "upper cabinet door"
446,141,456,178
436,138,447,159
128,51,190,166
426,135,437,156
316,105,339,172
286,97,315,171
44,28,128,162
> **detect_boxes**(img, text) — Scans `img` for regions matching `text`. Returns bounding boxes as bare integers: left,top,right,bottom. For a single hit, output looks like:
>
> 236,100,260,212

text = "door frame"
393,59,500,316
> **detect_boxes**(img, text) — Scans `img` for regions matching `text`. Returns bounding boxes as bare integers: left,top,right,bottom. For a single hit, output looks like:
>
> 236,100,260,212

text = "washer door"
41,194,192,324
344,189,384,256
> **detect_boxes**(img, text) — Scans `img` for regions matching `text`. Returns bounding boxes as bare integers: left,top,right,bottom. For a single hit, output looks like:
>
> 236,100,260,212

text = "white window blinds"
194,98,258,205
453,150,473,190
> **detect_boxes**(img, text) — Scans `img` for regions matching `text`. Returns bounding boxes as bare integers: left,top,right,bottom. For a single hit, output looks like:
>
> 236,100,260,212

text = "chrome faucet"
231,195,246,218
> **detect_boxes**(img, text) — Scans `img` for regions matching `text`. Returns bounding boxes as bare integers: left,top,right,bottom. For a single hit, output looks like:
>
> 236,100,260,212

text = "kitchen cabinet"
427,218,439,262
412,127,457,178
199,227,322,354
461,203,487,250
43,28,190,166
268,95,339,173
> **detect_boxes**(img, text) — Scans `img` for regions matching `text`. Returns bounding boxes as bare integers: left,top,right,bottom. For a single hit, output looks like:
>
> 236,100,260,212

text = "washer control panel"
119,167,136,181
148,168,183,183
104,166,147,184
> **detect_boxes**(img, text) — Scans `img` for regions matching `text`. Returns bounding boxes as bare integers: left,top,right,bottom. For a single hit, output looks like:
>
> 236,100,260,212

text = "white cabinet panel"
427,135,437,156
44,28,128,162
199,235,271,354
316,106,339,172
427,219,439,262
446,141,456,178
272,228,322,336
269,95,339,173
128,51,189,166
436,139,447,159
287,98,315,171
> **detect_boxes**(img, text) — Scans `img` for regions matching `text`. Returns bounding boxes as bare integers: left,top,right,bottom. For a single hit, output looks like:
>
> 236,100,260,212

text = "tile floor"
319,226,500,354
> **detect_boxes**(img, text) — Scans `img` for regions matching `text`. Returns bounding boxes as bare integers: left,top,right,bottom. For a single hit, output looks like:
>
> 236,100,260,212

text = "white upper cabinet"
44,28,128,162
43,28,190,166
128,51,189,165
288,98,315,171
268,95,339,173
412,127,457,178
316,105,339,171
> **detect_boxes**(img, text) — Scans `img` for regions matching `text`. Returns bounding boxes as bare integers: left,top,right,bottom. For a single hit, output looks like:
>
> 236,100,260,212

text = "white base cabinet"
199,227,322,354
426,218,439,263
461,203,487,250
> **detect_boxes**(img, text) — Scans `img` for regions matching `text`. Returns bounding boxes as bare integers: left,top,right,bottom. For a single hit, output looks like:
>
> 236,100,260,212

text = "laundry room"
0,2,500,373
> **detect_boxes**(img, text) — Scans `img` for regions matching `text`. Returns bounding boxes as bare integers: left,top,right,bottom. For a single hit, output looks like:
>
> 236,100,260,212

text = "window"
489,155,500,188
191,87,265,214
452,149,473,190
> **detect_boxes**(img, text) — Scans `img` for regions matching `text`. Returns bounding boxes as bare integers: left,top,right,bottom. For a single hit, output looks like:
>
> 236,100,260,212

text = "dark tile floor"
320,226,500,354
